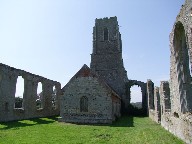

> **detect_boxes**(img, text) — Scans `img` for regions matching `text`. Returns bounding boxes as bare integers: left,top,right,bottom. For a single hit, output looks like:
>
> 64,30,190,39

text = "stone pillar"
55,83,61,112
23,74,38,119
147,79,154,110
43,81,53,116
160,81,171,114
154,87,161,123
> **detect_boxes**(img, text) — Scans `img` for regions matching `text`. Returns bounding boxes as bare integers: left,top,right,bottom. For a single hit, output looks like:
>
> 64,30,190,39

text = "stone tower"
90,17,128,111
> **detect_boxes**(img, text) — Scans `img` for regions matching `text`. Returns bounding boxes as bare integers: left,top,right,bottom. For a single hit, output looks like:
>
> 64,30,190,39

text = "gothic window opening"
174,22,191,83
104,27,109,40
36,82,43,109
80,96,88,112
173,22,192,113
14,76,24,109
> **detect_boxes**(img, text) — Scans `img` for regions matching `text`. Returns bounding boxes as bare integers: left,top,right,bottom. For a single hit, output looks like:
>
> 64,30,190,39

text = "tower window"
104,27,109,40
80,96,88,112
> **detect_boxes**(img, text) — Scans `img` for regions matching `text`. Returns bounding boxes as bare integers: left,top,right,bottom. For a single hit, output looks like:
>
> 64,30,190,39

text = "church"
59,17,128,123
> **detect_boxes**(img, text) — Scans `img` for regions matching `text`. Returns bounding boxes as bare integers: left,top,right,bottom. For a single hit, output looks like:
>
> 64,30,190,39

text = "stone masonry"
0,63,61,122
147,1,192,143
90,17,147,113
60,64,121,124
1,4,191,142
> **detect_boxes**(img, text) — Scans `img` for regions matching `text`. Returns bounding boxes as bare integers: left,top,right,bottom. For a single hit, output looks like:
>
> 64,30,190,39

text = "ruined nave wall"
0,63,61,122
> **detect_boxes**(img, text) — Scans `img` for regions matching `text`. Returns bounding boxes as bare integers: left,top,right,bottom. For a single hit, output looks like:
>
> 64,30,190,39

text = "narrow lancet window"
104,27,109,40
36,82,43,109
15,76,24,109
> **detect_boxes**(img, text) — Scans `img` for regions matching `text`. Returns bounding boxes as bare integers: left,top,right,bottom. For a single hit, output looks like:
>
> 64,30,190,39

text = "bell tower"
90,17,128,109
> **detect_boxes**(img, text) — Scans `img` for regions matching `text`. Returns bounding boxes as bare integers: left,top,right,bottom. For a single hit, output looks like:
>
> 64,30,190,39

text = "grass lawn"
0,116,184,144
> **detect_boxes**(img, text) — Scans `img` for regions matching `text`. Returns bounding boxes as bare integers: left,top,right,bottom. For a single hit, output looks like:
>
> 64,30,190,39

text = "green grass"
0,116,184,144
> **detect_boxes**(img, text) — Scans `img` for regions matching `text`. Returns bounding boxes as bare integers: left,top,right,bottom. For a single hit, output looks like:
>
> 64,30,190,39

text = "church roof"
61,64,121,99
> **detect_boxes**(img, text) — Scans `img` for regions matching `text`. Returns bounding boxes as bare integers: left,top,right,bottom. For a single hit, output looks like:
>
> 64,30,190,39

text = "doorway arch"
126,80,147,115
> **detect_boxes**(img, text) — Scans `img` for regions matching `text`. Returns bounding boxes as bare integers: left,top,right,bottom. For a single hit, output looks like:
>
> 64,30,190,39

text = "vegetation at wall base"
127,104,147,117
0,116,184,144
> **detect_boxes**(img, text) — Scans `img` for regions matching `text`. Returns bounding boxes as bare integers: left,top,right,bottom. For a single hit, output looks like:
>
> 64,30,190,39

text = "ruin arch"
126,80,147,115
173,21,192,113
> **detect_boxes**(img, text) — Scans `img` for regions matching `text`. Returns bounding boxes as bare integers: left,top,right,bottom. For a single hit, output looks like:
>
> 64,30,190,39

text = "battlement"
95,16,118,25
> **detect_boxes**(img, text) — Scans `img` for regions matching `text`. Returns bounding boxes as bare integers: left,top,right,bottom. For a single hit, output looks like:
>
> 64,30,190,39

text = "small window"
36,82,43,109
80,96,88,112
104,27,109,40
15,76,24,109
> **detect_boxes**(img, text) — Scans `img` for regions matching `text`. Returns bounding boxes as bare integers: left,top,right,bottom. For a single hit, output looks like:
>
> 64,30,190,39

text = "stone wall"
147,2,192,142
0,63,61,122
60,74,121,124
147,80,161,123
90,17,128,113
147,80,155,119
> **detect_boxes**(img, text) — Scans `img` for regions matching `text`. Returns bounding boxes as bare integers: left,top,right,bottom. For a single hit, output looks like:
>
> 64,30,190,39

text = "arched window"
104,27,109,40
80,96,88,112
15,76,24,109
36,82,43,109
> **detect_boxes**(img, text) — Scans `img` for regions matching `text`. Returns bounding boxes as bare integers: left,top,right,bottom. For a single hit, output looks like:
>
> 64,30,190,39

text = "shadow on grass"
74,116,136,127
0,116,58,130
111,116,134,127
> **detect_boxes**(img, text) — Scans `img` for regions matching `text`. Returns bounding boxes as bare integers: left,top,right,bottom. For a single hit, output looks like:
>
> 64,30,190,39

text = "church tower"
90,17,128,109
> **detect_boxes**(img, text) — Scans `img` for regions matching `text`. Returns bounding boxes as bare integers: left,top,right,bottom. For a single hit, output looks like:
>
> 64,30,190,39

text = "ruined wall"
162,1,192,143
0,63,61,122
159,81,172,132
60,76,121,124
147,1,192,143
147,80,155,119
170,0,192,114
147,80,161,123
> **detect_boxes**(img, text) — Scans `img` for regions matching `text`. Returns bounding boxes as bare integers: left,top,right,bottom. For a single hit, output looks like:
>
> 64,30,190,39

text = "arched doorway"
130,85,142,108
126,80,147,116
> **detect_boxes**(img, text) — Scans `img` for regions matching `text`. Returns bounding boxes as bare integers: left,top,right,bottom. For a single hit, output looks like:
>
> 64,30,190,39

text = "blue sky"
0,0,184,102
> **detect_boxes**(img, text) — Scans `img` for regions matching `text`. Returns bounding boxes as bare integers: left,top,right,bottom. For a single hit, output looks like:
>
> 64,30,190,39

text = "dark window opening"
80,96,88,112
104,27,109,40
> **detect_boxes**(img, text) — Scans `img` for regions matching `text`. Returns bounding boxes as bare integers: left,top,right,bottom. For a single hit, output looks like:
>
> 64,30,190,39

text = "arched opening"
80,96,88,112
52,86,57,109
14,76,24,109
173,22,192,113
104,27,109,40
130,85,142,108
36,82,43,110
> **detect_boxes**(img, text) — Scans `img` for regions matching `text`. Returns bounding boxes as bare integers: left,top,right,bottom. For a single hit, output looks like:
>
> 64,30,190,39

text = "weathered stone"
147,1,192,143
0,63,61,122
90,17,130,113
59,64,121,124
